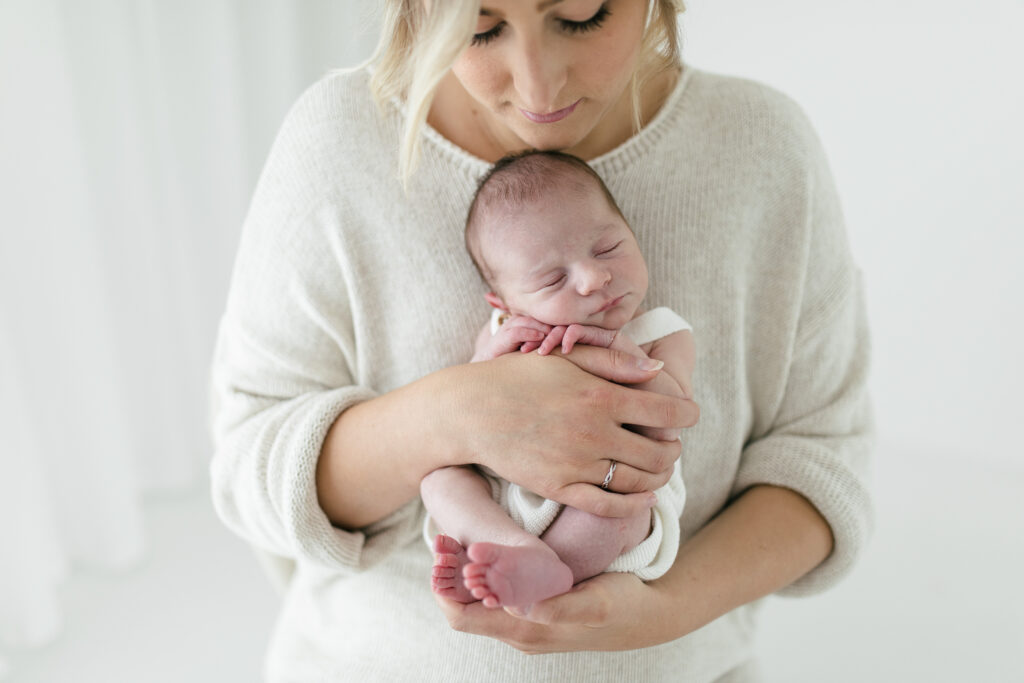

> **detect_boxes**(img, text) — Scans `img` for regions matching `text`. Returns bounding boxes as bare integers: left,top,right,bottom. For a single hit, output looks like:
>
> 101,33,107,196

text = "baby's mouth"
596,294,625,314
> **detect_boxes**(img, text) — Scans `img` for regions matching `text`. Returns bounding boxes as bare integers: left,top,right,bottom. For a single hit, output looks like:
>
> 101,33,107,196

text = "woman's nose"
511,38,567,112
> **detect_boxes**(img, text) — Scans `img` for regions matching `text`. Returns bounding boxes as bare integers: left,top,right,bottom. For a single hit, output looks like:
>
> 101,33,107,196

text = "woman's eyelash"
471,25,503,47
559,4,611,34
471,4,612,47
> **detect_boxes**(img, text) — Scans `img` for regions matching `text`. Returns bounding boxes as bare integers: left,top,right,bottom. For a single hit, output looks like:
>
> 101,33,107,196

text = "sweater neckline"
402,65,695,179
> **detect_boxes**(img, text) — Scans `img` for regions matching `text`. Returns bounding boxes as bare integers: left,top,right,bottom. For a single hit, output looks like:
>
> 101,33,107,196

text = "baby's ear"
484,292,508,311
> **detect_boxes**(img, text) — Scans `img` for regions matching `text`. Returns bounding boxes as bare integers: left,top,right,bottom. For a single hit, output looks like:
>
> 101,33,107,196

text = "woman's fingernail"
638,358,664,371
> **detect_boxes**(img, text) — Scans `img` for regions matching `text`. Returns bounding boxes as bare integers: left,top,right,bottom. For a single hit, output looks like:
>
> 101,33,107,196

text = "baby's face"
482,186,648,331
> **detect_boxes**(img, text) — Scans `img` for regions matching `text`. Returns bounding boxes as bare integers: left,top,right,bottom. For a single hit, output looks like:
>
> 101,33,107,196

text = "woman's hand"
444,348,698,519
433,571,685,654
434,487,834,653
318,341,697,529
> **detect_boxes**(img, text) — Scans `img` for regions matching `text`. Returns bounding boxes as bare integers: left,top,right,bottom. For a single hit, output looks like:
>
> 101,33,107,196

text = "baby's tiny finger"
507,316,552,334
539,327,567,356
503,326,543,340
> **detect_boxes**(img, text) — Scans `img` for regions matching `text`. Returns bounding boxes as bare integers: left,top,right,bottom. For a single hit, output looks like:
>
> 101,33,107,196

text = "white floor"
3,449,1022,682
0,492,278,683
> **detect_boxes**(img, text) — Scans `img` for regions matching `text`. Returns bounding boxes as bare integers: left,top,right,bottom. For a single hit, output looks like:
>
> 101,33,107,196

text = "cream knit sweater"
210,65,873,682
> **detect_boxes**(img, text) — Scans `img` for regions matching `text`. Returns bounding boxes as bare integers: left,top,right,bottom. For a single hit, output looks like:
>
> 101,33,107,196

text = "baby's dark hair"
465,150,626,289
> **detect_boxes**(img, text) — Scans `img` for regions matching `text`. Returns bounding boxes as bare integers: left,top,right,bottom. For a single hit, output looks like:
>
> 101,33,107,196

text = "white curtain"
0,0,377,652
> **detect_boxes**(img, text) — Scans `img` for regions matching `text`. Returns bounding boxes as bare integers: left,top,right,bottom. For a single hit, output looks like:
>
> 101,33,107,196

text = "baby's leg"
421,466,494,603
539,505,651,584
419,466,573,609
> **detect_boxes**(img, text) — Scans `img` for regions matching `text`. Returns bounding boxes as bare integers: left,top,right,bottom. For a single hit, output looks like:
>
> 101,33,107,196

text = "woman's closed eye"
471,22,504,47
471,3,612,47
558,3,611,35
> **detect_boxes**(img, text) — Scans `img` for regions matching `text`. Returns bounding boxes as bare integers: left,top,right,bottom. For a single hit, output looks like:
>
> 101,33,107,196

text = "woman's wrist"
650,485,833,638
316,364,472,528
317,348,692,529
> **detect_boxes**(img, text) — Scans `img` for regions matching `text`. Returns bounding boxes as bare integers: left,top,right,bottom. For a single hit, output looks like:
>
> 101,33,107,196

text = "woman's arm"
434,484,831,652
317,347,699,529
214,218,696,567
435,269,872,650
436,245,872,650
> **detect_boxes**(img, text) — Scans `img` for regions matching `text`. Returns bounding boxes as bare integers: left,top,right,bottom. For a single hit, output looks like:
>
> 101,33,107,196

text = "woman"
210,1,873,680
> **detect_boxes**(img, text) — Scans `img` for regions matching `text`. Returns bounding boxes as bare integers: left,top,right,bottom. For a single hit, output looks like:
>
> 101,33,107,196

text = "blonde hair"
370,1,686,184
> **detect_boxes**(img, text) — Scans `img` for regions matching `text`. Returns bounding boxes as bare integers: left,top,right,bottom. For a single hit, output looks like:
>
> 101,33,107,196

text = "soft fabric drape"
0,0,376,651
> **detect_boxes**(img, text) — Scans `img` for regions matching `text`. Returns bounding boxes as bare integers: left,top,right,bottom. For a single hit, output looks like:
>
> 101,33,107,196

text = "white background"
687,0,1024,474
1,1,1021,681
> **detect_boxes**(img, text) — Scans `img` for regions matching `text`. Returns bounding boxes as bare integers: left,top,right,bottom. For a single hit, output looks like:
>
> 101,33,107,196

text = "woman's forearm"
651,484,834,637
316,366,467,529
316,350,687,531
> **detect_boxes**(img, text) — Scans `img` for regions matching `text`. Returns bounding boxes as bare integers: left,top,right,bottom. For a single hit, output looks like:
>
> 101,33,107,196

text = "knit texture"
209,64,873,682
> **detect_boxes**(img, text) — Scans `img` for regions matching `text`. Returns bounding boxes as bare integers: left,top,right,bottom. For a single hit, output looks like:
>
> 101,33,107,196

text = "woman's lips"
519,99,581,124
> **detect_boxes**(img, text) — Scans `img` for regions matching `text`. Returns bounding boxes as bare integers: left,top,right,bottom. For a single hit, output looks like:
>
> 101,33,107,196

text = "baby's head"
466,151,648,331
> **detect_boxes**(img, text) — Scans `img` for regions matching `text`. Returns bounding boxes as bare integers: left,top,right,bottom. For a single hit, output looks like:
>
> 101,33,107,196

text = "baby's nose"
577,266,611,295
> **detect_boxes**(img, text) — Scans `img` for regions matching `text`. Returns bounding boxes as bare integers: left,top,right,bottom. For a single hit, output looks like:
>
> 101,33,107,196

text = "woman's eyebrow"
481,0,565,17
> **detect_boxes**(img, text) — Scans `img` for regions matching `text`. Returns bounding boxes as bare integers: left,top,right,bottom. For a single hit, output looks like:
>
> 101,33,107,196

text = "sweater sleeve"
734,269,874,596
208,94,423,573
732,111,875,596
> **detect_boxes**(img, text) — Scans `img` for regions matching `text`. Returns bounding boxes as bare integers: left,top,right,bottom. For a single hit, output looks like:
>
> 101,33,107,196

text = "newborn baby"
420,150,695,611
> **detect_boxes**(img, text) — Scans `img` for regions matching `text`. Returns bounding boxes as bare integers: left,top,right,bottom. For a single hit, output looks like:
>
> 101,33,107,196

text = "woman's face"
447,0,647,157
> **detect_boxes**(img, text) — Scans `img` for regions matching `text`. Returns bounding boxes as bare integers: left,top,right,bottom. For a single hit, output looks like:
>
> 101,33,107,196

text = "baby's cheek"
545,298,582,326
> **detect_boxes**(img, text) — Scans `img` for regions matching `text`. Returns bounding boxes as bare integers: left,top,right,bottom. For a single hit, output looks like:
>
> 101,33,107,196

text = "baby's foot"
431,535,475,603
463,542,574,609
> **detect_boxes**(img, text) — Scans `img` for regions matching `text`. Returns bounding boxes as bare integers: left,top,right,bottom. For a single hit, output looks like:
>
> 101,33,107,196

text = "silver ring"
601,460,617,489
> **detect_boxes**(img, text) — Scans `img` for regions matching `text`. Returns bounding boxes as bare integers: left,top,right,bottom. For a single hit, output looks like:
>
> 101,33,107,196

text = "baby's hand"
537,323,618,356
474,315,553,361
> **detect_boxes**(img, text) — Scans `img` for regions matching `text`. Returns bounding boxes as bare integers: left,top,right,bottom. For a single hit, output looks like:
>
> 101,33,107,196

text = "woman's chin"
505,121,593,153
